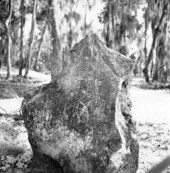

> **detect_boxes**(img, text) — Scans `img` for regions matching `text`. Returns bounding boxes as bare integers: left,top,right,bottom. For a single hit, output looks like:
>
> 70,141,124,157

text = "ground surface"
131,77,170,173
0,68,170,172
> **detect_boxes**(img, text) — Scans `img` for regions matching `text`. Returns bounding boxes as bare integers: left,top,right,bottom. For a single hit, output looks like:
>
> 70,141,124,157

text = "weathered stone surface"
22,34,139,173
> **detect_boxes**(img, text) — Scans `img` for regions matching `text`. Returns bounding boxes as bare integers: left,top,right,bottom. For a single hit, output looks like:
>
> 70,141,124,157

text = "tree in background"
6,0,12,79
0,0,170,85
24,0,37,78
152,22,168,83
48,0,62,81
59,0,81,49
33,21,47,71
0,0,12,79
99,0,140,50
82,0,96,37
19,0,25,76
143,0,170,83
1,0,100,80
31,0,48,72
64,9,81,49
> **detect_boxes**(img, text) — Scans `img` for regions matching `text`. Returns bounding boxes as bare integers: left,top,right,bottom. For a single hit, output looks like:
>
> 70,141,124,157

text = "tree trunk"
111,4,115,46
24,0,36,78
152,55,159,81
143,1,168,83
153,19,169,83
6,33,12,80
19,0,25,76
144,7,148,66
34,21,47,71
153,33,166,83
48,0,62,81
4,0,12,80
143,28,158,83
84,3,87,37
106,1,113,48
68,22,73,49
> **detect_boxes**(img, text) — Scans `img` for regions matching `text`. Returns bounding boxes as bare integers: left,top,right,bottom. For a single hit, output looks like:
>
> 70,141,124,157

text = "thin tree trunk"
19,0,25,76
143,1,168,83
153,33,166,82
84,3,87,37
111,4,115,46
105,24,110,48
34,21,47,71
150,55,154,77
140,56,142,76
24,0,36,78
152,59,159,81
6,26,12,79
143,28,158,83
108,1,113,48
48,0,62,81
68,22,73,49
6,0,12,80
154,20,168,83
144,7,148,66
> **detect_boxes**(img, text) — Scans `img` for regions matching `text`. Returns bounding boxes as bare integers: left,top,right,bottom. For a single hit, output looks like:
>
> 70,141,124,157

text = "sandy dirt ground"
131,77,170,123
130,77,170,173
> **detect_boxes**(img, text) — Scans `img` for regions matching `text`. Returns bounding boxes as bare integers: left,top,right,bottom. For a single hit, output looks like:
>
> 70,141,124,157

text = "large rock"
22,34,139,173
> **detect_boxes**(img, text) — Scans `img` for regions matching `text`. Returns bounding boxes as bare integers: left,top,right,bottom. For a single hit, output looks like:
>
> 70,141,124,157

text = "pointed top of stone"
65,34,134,78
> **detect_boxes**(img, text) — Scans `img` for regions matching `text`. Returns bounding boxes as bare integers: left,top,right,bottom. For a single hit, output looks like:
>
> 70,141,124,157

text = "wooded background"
0,0,170,84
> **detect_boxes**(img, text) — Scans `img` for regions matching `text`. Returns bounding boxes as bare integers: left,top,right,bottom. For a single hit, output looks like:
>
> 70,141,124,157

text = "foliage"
0,0,170,84
98,0,142,49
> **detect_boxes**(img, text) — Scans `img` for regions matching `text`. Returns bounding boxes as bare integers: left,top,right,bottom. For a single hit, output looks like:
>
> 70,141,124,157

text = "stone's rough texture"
22,34,139,173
